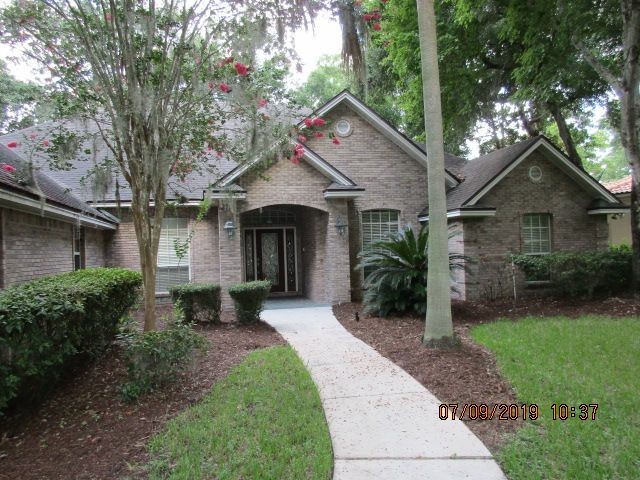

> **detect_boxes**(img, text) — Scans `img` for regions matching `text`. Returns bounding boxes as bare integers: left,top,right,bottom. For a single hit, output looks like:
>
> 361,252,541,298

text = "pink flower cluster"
1,163,16,174
290,143,305,164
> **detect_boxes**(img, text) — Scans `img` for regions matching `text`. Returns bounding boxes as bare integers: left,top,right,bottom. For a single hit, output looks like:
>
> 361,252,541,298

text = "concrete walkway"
261,306,506,480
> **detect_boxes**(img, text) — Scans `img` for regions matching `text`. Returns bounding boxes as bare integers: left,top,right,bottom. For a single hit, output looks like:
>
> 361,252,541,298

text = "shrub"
356,226,467,317
0,268,142,413
228,280,272,324
512,246,632,298
118,319,207,401
170,283,221,323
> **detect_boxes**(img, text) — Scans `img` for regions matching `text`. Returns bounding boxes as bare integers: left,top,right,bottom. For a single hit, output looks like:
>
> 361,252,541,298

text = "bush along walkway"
262,306,506,480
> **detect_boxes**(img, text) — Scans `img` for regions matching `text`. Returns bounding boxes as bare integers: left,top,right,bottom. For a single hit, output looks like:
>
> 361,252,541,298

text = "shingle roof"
603,175,631,194
445,136,541,210
0,118,240,204
0,144,117,223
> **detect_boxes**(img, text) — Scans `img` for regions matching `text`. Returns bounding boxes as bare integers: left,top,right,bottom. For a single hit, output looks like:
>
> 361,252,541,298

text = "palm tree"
357,226,466,317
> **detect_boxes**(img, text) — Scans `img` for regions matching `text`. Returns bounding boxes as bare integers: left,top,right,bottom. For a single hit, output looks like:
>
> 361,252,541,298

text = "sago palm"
356,226,467,317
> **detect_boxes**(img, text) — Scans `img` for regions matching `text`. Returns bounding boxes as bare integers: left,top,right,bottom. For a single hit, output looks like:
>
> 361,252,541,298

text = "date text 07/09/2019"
438,403,599,421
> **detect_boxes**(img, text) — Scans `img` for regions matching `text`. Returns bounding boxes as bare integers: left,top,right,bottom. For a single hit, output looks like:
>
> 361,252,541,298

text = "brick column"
326,200,352,304
218,205,242,311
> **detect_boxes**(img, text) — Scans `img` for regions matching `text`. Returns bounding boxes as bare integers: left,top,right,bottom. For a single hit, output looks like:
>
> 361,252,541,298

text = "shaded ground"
333,295,640,452
0,307,284,480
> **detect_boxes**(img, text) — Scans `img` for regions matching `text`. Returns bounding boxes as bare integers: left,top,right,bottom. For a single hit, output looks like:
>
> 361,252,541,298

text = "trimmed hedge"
0,268,142,413
170,283,221,323
512,246,632,298
228,280,272,324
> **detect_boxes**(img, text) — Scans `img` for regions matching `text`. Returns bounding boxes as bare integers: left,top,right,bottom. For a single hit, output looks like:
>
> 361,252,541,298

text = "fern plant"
356,226,468,317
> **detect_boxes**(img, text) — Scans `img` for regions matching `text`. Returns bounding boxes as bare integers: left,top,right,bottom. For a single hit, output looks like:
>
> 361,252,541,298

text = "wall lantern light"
335,216,348,237
223,220,236,238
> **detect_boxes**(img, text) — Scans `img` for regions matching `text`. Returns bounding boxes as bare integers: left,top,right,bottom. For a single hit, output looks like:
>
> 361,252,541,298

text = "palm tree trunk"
416,0,454,346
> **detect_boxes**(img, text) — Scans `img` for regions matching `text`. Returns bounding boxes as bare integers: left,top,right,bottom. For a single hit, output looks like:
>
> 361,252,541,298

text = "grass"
146,346,333,480
471,315,640,480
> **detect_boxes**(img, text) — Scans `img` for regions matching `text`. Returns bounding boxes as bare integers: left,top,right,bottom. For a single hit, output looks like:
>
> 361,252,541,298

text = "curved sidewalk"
262,306,506,480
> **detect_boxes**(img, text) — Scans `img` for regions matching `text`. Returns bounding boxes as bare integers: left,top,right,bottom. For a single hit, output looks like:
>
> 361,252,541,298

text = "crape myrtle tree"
0,0,322,331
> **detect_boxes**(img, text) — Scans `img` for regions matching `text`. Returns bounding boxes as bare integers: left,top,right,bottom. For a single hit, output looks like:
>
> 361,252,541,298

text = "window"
522,214,551,255
157,217,190,293
361,210,400,278
362,210,400,250
73,226,85,270
522,213,551,282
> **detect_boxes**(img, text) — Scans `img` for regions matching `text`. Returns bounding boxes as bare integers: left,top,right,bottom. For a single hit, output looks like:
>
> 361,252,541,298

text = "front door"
244,227,297,294
256,229,285,292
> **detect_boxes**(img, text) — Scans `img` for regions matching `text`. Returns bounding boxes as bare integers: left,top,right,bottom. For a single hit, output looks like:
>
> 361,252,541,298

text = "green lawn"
147,346,333,480
471,316,640,480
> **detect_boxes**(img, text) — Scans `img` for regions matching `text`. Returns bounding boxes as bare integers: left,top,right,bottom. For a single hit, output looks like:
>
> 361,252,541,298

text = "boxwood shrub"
512,246,632,298
170,283,221,323
0,268,142,413
228,280,272,324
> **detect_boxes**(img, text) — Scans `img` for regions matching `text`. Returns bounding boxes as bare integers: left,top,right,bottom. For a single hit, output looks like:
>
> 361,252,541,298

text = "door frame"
242,226,299,293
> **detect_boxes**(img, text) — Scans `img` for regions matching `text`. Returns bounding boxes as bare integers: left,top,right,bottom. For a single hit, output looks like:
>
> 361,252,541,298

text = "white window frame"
522,213,552,255
361,209,401,251
156,217,190,294
522,213,552,283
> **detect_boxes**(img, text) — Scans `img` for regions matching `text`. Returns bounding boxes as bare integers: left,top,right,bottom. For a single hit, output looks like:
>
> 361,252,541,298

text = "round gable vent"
528,165,543,183
335,119,353,137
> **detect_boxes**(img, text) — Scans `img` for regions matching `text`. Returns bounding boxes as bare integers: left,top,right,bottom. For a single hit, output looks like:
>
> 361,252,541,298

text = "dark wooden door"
256,229,285,292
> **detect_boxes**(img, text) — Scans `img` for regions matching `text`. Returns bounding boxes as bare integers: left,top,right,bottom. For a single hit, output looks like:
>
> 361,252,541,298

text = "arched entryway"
240,204,329,301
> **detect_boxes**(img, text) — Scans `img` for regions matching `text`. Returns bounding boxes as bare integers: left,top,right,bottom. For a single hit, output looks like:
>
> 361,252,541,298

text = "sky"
0,6,342,85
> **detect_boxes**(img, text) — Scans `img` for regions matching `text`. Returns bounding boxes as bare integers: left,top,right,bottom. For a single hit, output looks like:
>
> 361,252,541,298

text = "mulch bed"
333,295,640,452
0,306,284,480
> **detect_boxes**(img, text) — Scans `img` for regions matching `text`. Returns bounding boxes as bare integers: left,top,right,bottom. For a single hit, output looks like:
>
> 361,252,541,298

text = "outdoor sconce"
335,216,348,237
223,220,236,238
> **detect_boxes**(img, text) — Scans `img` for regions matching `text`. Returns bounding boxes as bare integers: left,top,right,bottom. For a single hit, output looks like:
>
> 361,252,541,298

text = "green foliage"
170,283,221,324
147,346,333,479
118,319,207,402
0,59,45,134
292,54,356,108
0,268,142,413
356,227,467,317
512,246,631,298
228,280,272,324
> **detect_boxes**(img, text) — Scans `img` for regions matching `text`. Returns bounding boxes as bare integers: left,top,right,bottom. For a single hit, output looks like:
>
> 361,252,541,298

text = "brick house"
603,175,631,246
0,91,626,307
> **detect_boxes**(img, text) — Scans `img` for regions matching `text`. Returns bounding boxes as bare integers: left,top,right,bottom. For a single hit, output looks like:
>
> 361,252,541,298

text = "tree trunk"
416,0,454,346
548,101,583,168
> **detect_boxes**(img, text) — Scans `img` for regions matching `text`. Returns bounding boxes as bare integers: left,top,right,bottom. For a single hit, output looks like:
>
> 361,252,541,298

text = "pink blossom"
363,13,373,21
219,82,231,93
6,141,18,148
208,81,214,89
312,118,325,127
29,132,37,140
332,137,341,145
257,98,268,108
372,23,381,31
303,118,313,128
314,132,325,138
216,151,224,158
290,156,300,165
293,144,305,158
42,139,50,147
1,164,17,174
104,12,112,22
298,134,308,143
223,56,234,65
234,62,249,76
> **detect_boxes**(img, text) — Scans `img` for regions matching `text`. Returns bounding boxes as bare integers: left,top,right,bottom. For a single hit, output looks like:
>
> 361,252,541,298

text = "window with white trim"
361,209,400,278
362,210,400,249
157,217,190,293
522,213,551,255
73,226,85,271
522,213,551,282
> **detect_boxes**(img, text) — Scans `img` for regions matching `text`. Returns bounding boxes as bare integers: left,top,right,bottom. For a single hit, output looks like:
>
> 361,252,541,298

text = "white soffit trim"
90,200,203,208
323,190,364,199
314,91,459,188
466,138,620,206
210,192,247,200
220,144,354,187
588,208,630,215
418,208,497,222
0,190,117,230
